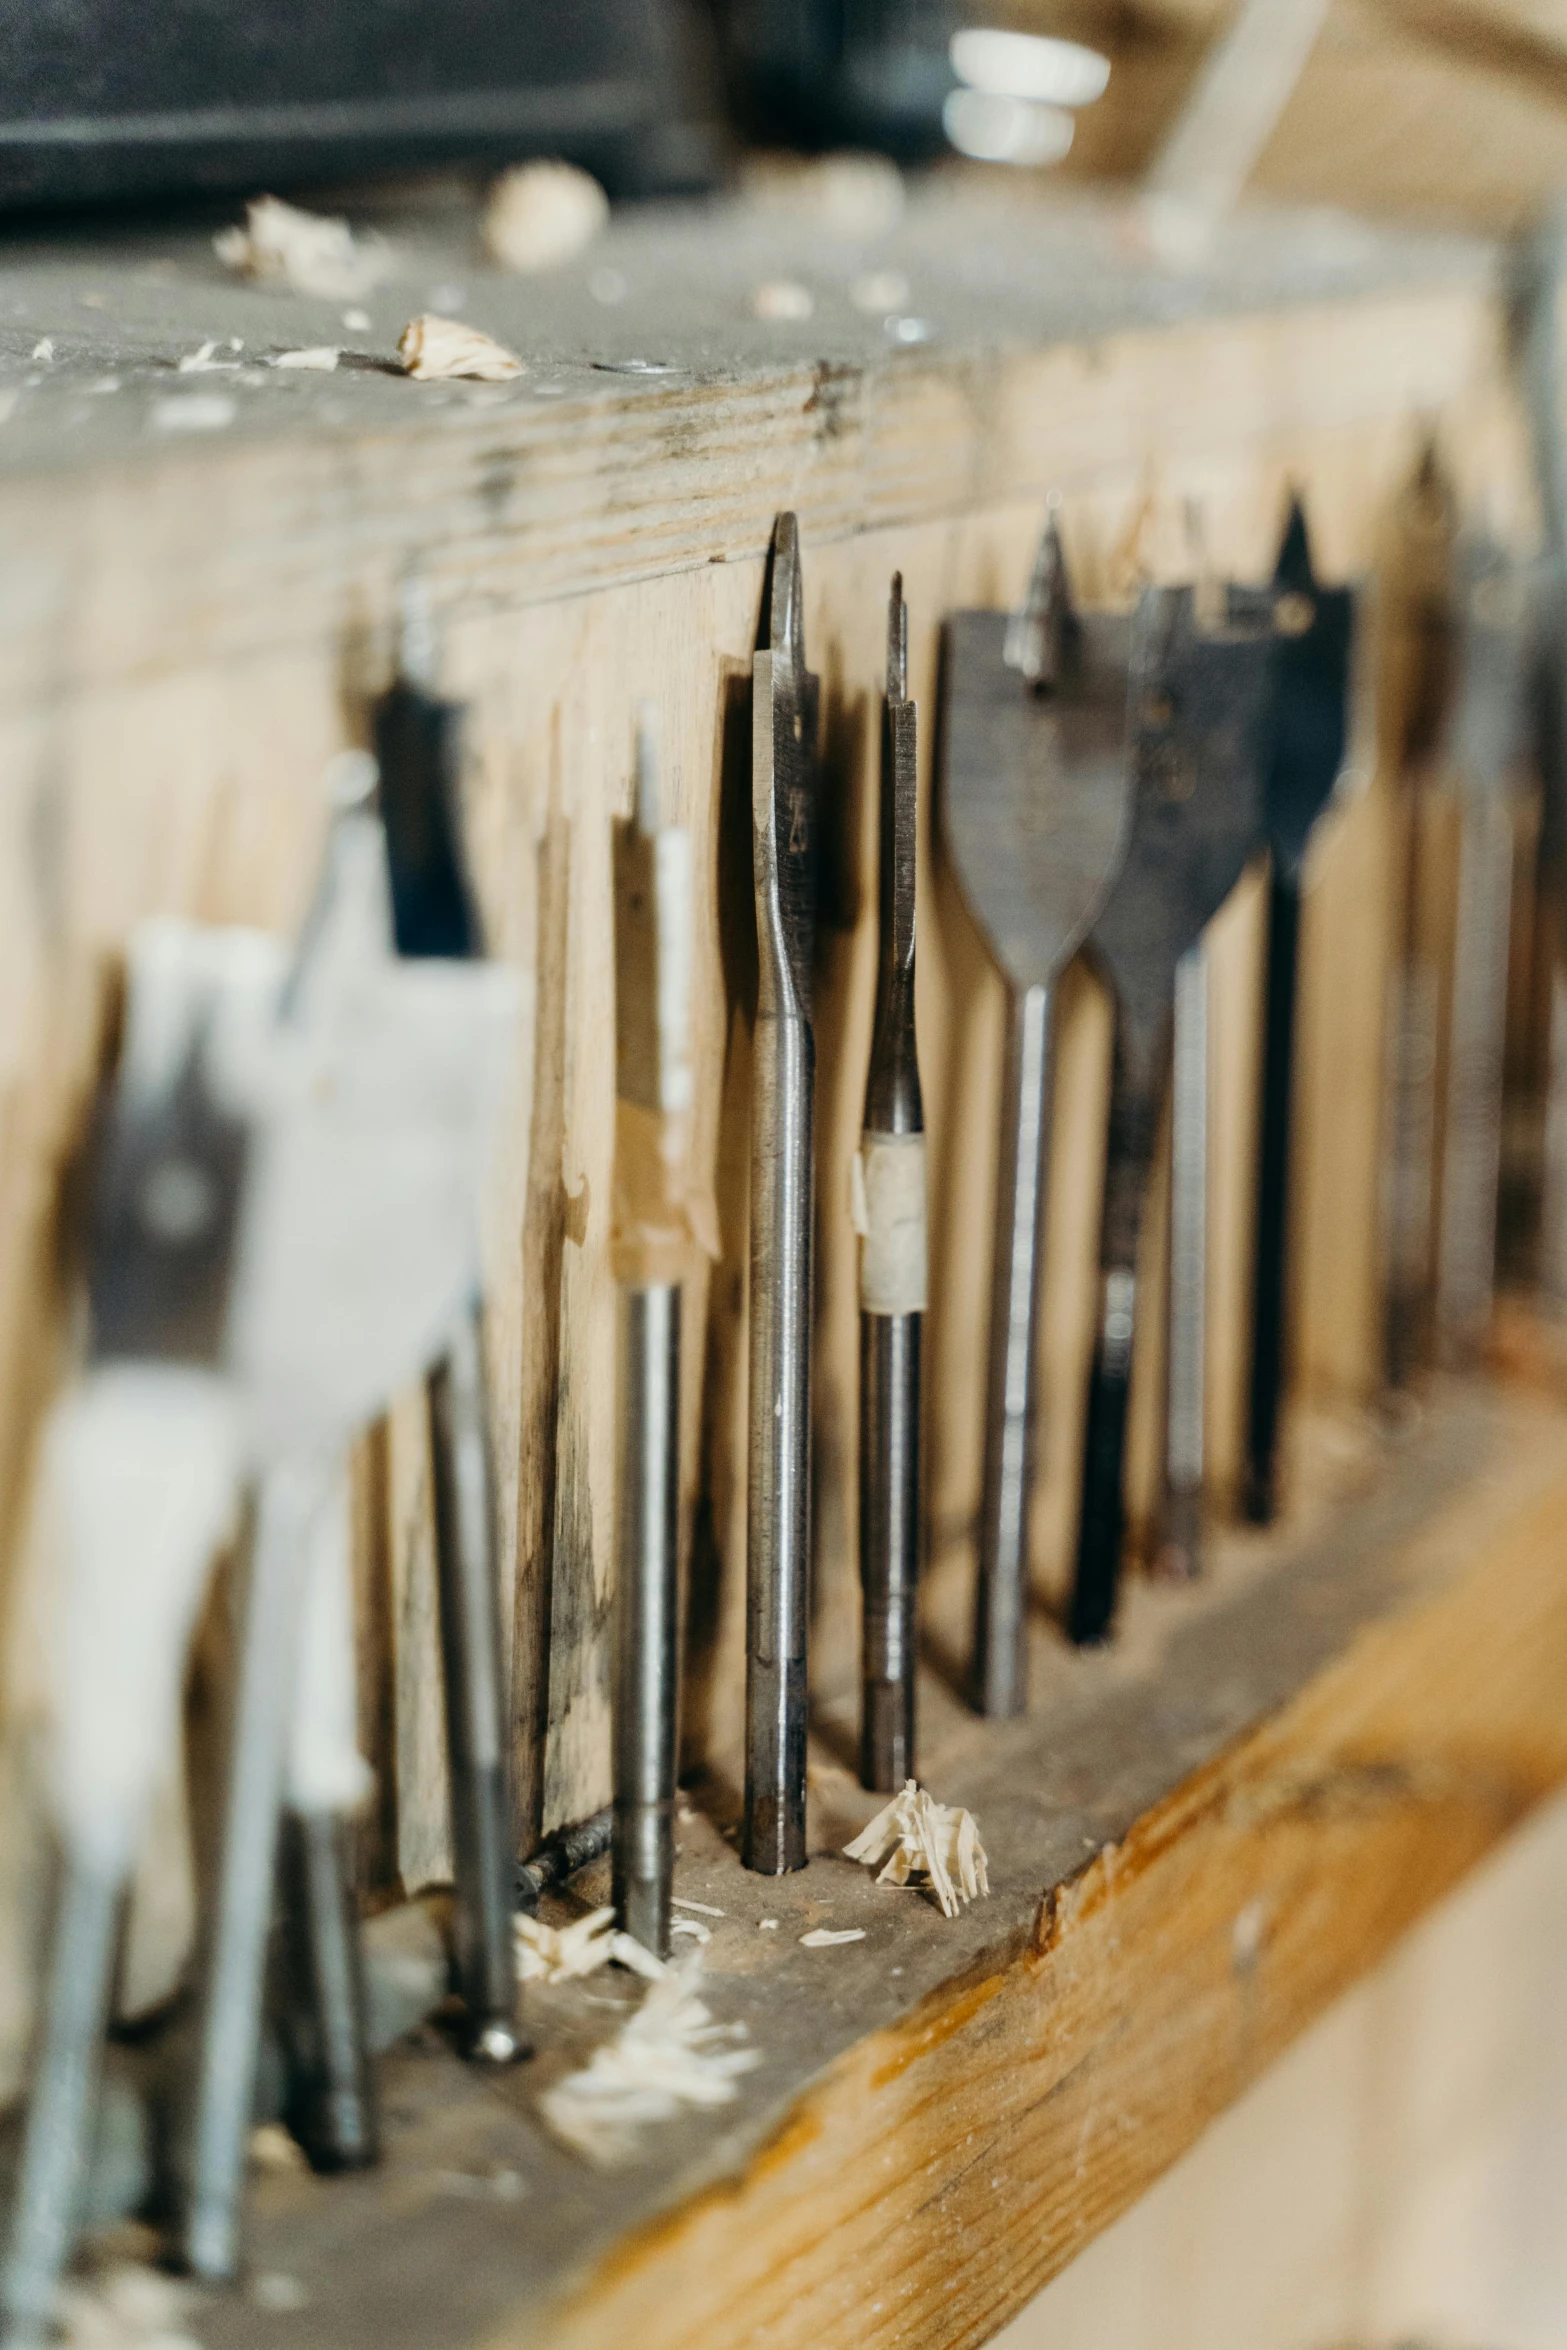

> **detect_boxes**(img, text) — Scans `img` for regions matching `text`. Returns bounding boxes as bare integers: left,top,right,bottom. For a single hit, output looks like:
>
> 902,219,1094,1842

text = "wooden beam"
183,1372,1567,2350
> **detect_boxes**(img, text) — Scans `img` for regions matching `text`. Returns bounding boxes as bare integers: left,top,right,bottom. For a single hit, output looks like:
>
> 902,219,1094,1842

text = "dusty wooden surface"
131,1371,1567,2350
0,190,1543,1999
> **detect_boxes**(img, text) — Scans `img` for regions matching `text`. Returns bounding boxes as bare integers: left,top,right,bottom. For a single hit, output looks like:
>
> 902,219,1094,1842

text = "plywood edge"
525,1386,1567,2350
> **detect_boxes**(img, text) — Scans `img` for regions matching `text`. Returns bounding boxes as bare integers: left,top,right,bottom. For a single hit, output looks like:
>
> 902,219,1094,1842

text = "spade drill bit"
941,517,1134,1716
1237,501,1356,1522
1,959,250,2348
611,713,699,1956
856,578,925,1790
746,514,820,1874
173,752,520,2278
374,587,522,2061
1067,588,1273,1646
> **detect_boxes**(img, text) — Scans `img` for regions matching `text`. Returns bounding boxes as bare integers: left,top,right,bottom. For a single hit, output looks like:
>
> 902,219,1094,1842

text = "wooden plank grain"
523,1391,1567,2350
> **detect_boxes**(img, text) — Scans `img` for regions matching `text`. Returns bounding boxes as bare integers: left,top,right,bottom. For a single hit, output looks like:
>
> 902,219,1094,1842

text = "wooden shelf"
1,185,1557,2349
164,1368,1567,2350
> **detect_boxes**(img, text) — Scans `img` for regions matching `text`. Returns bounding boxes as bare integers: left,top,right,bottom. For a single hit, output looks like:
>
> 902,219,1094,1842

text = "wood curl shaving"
398,315,524,383
214,195,391,301
483,161,608,273
538,1962,759,2168
843,1781,990,1920
514,1905,665,1984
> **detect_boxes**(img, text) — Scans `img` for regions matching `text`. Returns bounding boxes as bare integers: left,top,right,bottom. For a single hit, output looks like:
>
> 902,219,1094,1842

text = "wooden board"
0,189,1543,2089
148,1369,1567,2350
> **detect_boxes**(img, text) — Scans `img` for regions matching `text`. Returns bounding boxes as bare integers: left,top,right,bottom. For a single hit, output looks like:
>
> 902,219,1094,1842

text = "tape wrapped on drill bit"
850,1132,928,1315
611,815,717,1286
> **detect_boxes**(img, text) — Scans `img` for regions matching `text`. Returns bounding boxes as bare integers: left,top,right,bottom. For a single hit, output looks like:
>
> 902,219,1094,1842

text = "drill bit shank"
1069,586,1273,1645
858,578,924,1790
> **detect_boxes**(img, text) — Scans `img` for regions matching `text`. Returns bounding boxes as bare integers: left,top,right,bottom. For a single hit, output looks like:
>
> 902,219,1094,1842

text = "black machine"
0,0,724,212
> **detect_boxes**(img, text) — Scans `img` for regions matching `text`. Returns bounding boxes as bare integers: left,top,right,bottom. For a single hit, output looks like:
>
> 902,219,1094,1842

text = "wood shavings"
398,315,524,383
483,161,608,273
759,1918,778,1931
538,1963,759,2168
800,1927,866,1947
751,280,814,323
271,347,340,372
671,1897,724,1917
671,1919,710,1943
150,395,234,434
514,1906,666,1984
177,342,234,373
248,2121,306,2174
851,269,911,313
30,338,53,363
844,1781,991,1920
213,194,391,300
57,2260,200,2350
741,151,904,238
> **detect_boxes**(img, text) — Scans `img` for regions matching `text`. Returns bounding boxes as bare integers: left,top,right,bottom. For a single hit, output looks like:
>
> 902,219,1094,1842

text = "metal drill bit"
1068,587,1273,1646
1,961,250,2348
1158,510,1222,1582
611,712,693,1956
1435,539,1533,1361
1513,206,1567,1309
1236,500,1356,1522
1382,450,1458,1390
857,577,924,1790
180,1449,333,2280
172,758,520,2278
373,592,523,2060
1158,938,1208,1580
277,1464,378,2173
941,517,1134,1716
745,512,820,1874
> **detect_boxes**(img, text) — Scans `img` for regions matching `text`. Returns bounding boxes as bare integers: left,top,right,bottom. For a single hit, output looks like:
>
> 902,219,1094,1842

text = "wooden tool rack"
0,181,1563,2349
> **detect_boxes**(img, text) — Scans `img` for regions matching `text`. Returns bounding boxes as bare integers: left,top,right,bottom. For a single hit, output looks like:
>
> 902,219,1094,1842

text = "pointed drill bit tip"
1273,492,1314,591
397,571,440,694
324,746,379,814
765,511,806,670
634,702,660,835
887,573,908,702
1004,509,1069,690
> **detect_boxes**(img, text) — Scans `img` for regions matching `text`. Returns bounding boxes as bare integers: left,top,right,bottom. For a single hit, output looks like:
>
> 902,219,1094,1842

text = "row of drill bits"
11,365,1566,2326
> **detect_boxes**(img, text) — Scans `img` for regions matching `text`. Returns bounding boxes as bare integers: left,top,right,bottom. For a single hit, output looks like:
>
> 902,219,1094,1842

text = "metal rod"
614,1284,682,1958
1244,865,1303,1522
277,1809,378,2172
1067,1022,1164,1646
175,1455,322,2281
971,981,1053,1716
1160,939,1208,1579
745,513,818,1876
0,1860,121,2348
428,1303,523,2059
859,575,924,1790
375,605,523,2057
1436,780,1515,1358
